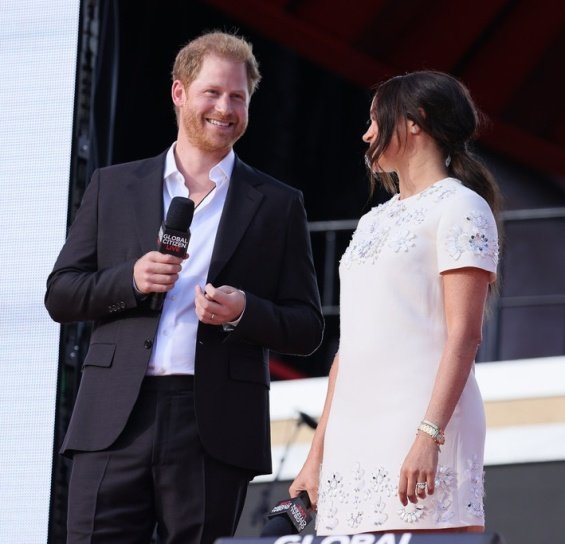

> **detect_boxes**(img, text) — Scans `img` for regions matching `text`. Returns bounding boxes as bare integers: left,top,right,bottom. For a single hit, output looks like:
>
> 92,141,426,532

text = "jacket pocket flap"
229,347,269,387
82,343,116,368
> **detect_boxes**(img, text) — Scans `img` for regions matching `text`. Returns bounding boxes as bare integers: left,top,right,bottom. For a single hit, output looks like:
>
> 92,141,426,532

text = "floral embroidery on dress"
368,467,395,527
319,457,481,531
323,471,345,500
430,465,457,523
318,503,339,531
350,462,366,505
343,464,366,528
372,496,389,526
398,504,425,523
397,464,457,524
435,464,457,490
341,179,496,269
445,211,498,263
341,182,465,268
347,510,364,529
369,467,395,497
465,455,485,518
387,200,406,219
317,469,343,531
395,208,426,226
417,181,457,202
340,217,390,268
389,230,417,253
318,463,396,530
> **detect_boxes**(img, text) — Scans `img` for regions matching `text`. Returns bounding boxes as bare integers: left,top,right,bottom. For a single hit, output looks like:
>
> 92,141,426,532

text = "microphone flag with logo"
149,196,194,311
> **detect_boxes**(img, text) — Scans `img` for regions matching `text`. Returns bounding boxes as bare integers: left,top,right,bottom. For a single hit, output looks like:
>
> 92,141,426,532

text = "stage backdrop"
0,1,80,542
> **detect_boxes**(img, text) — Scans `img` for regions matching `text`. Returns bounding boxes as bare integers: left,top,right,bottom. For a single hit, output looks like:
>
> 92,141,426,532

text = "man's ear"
171,80,186,107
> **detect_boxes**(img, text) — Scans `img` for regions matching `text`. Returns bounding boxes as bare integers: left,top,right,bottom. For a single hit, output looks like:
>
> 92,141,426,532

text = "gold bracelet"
418,420,445,446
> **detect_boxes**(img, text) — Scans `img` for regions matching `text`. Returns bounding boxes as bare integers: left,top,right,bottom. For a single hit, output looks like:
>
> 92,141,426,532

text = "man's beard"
183,106,247,153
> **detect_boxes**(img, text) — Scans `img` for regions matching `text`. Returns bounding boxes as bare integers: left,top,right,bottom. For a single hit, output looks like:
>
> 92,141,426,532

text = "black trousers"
66,376,253,544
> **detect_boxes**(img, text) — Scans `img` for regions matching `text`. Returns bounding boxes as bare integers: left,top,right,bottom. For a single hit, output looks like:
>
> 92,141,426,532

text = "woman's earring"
445,154,452,167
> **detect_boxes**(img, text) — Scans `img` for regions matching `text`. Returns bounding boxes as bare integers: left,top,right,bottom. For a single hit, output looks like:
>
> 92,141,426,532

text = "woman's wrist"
417,419,445,446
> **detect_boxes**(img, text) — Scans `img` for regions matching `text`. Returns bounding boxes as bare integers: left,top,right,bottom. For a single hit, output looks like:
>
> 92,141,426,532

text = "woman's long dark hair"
366,71,501,215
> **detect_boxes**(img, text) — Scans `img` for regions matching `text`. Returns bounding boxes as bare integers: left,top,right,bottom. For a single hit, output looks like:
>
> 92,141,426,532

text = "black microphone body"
149,197,194,311
298,411,318,430
260,491,313,536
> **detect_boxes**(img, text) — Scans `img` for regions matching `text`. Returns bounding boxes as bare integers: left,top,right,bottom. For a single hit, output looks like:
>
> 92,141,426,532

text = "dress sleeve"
436,190,499,282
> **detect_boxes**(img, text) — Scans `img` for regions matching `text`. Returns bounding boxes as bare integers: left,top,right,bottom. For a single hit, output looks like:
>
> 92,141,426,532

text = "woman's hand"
289,353,340,512
398,433,439,506
289,457,321,510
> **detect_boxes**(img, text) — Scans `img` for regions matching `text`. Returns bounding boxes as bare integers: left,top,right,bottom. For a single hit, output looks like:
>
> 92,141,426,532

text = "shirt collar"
210,149,235,188
164,143,235,199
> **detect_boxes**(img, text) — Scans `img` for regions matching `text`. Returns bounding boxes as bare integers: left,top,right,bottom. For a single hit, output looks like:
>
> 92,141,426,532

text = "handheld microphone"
149,196,194,311
260,491,313,536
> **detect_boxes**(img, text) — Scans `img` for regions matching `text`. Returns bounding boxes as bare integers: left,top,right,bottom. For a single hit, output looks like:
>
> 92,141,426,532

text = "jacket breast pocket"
82,343,116,369
229,346,270,388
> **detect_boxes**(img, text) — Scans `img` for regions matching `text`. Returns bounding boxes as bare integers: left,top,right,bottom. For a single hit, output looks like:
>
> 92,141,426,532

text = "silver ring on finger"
415,482,427,491
210,313,215,320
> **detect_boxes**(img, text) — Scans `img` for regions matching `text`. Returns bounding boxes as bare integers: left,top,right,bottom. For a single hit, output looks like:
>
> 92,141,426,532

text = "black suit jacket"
45,151,323,475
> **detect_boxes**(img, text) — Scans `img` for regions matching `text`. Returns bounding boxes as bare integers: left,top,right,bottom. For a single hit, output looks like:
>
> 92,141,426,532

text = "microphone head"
263,491,312,535
165,197,194,231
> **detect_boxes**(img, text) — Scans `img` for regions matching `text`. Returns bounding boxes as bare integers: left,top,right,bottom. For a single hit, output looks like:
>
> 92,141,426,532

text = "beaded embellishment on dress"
317,460,470,531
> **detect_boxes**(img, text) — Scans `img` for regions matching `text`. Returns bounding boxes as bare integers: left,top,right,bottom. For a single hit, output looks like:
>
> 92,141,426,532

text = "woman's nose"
362,121,376,143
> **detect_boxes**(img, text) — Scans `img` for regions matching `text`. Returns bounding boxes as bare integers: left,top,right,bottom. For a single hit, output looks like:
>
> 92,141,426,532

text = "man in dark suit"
45,31,323,544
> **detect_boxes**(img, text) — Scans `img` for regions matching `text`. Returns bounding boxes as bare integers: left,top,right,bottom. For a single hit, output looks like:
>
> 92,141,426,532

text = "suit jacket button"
144,339,153,349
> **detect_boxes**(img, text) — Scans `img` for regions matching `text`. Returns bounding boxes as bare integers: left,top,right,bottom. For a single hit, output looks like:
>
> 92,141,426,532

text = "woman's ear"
408,119,420,134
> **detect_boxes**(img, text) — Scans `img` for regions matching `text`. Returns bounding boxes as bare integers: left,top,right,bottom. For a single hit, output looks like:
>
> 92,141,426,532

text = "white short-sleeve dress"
316,178,499,534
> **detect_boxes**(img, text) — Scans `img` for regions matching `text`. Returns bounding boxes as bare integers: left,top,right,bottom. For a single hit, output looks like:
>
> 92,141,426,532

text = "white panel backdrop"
0,1,80,542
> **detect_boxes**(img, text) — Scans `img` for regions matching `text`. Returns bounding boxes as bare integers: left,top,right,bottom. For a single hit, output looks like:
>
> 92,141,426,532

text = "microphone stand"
251,415,304,527
251,411,318,527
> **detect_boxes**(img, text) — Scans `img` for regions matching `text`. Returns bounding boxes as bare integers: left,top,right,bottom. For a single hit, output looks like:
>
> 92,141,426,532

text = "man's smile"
206,118,232,127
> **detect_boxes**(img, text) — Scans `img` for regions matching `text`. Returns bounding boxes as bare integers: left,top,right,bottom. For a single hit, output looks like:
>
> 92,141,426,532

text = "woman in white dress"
290,71,501,535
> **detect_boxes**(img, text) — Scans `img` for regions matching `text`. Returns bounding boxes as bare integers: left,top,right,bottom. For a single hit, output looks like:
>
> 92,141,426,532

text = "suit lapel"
207,157,264,284
125,152,263,281
128,152,166,254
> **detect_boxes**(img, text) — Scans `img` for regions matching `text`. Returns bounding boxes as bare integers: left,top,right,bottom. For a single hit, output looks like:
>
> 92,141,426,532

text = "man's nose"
215,94,232,114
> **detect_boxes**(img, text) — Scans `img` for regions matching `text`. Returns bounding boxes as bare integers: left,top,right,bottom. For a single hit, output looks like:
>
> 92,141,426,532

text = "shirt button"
144,339,153,349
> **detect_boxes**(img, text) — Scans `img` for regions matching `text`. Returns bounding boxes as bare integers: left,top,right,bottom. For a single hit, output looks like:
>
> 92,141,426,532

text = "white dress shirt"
146,144,234,376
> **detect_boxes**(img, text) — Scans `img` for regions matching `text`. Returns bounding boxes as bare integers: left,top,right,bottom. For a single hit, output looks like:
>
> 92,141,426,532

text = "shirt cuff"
222,290,246,331
132,278,148,301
